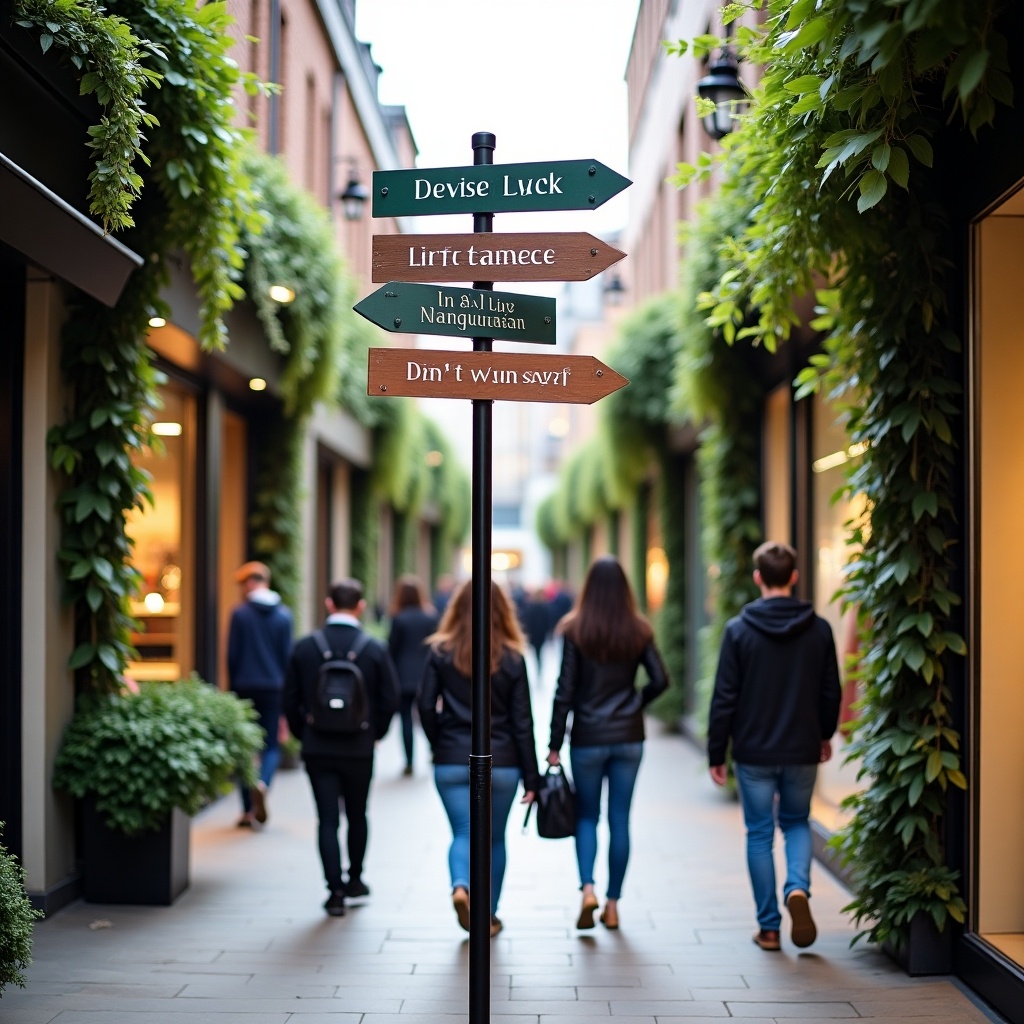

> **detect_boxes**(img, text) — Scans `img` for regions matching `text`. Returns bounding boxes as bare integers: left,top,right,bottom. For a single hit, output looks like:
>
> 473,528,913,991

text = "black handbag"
524,765,576,839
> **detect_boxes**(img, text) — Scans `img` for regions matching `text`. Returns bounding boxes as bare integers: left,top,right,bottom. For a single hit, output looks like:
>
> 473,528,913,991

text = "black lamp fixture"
338,160,369,221
696,24,746,140
603,273,626,305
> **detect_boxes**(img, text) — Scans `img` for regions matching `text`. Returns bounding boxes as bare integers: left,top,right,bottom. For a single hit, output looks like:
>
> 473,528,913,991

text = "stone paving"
2,659,1004,1023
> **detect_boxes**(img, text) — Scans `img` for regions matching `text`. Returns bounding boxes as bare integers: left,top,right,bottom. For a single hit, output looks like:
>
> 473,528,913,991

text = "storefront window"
810,393,867,833
974,210,1024,965
125,385,196,682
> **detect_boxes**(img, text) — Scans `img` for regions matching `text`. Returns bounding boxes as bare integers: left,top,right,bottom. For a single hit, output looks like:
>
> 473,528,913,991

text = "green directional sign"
354,282,556,345
372,159,631,218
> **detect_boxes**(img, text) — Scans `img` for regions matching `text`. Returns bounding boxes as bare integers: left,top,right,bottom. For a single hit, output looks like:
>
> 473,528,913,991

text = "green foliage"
53,678,262,835
38,0,265,692
248,416,304,611
110,0,264,350
12,0,161,233
668,0,999,946
242,152,345,418
0,825,43,995
46,275,165,692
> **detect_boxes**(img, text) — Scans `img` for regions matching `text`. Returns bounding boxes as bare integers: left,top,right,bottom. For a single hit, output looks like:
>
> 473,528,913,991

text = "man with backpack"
283,578,400,917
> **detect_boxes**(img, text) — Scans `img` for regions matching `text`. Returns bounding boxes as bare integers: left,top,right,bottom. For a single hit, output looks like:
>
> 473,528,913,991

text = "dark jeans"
398,692,416,766
233,688,282,813
304,755,374,893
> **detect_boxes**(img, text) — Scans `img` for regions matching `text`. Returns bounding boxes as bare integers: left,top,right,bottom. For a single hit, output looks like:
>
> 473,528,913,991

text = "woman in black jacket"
547,556,669,931
387,575,439,775
418,579,540,937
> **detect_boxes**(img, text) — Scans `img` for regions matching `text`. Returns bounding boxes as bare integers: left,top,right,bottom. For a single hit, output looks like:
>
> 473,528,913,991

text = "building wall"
20,277,77,895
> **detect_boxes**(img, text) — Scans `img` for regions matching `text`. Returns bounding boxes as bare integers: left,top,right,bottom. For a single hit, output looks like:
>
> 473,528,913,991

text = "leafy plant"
0,826,43,996
666,0,1003,946
12,0,161,233
53,678,262,835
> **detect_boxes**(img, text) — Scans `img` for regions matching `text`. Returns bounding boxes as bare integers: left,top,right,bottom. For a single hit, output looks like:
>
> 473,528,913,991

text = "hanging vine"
667,0,1010,946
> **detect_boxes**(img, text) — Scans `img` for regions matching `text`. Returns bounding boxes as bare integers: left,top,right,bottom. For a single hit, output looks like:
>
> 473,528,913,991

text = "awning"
0,150,143,307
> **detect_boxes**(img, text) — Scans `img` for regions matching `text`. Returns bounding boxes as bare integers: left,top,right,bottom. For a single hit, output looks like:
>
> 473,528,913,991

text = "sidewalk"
4,666,1003,1023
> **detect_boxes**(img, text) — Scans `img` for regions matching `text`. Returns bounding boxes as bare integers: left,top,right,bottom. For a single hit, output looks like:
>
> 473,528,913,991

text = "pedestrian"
707,540,841,952
546,555,669,931
521,586,552,675
432,573,455,616
387,574,439,776
417,578,540,937
283,577,400,917
227,560,293,828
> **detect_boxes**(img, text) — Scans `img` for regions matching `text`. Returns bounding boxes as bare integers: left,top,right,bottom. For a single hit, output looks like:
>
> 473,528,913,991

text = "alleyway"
3,652,1002,1023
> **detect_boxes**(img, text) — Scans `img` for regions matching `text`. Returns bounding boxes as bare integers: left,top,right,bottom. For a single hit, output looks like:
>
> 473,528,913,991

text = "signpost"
372,158,631,217
367,348,627,403
358,132,629,1024
371,232,625,283
355,282,556,345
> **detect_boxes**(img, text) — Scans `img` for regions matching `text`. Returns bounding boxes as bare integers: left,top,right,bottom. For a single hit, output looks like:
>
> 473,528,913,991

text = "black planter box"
884,910,953,976
82,800,190,905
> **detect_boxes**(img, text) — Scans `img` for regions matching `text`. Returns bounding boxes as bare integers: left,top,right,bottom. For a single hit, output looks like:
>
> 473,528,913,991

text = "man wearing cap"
228,561,294,827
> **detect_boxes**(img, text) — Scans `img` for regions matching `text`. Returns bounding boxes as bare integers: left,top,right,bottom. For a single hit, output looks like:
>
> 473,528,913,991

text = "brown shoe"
452,887,470,932
576,892,599,930
489,915,503,937
251,782,268,825
786,890,817,948
753,929,781,951
600,902,619,929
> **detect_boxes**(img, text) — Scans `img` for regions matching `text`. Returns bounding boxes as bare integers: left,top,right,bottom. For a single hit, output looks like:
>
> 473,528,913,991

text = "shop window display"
125,386,196,682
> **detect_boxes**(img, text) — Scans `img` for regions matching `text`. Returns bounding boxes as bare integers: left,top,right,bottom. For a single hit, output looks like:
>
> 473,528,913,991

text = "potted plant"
0,824,43,996
53,676,262,905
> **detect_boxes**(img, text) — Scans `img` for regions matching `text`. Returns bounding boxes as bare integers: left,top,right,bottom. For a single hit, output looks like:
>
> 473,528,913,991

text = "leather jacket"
548,637,669,750
417,647,541,792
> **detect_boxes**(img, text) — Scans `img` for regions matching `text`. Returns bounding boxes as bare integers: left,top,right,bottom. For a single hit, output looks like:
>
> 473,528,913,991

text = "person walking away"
387,574,439,775
417,578,540,937
521,586,553,679
547,555,669,931
227,561,293,828
283,578,399,917
707,540,841,952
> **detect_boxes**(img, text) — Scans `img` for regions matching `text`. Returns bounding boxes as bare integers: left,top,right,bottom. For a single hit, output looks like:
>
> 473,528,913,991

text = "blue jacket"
227,590,293,691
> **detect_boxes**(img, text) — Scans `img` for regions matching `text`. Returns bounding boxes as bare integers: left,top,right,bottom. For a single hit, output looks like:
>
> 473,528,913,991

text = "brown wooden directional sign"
367,348,628,405
371,232,625,284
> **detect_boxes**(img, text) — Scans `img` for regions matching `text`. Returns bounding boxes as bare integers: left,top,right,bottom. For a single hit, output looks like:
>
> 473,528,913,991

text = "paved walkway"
4,659,1004,1023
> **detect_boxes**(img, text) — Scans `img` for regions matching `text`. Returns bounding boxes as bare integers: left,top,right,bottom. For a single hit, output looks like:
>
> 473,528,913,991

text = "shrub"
0,824,43,996
53,678,263,835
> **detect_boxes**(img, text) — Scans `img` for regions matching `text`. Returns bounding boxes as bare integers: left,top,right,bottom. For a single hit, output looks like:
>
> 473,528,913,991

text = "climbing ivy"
667,0,1010,947
21,0,261,691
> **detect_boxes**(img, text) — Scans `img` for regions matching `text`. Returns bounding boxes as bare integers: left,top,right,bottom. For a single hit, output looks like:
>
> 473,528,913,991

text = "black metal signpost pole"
468,130,495,1024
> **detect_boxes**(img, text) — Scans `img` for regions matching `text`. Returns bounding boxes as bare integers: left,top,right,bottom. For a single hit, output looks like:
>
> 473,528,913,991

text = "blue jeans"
434,764,522,914
234,689,282,813
570,742,643,900
733,762,818,931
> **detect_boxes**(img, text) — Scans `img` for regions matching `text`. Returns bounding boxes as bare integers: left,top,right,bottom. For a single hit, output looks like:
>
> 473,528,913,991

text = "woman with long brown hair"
547,555,669,931
417,578,540,937
387,575,438,775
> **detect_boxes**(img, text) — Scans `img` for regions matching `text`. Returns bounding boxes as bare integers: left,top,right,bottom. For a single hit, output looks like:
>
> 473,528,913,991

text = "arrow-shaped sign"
371,232,625,284
354,282,556,345
372,159,631,217
367,348,628,405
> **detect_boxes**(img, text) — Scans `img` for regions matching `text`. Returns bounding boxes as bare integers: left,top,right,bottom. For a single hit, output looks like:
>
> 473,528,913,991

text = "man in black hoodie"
708,541,841,953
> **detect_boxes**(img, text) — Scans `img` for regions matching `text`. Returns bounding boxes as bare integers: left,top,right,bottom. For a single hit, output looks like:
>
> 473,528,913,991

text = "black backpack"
308,629,372,734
